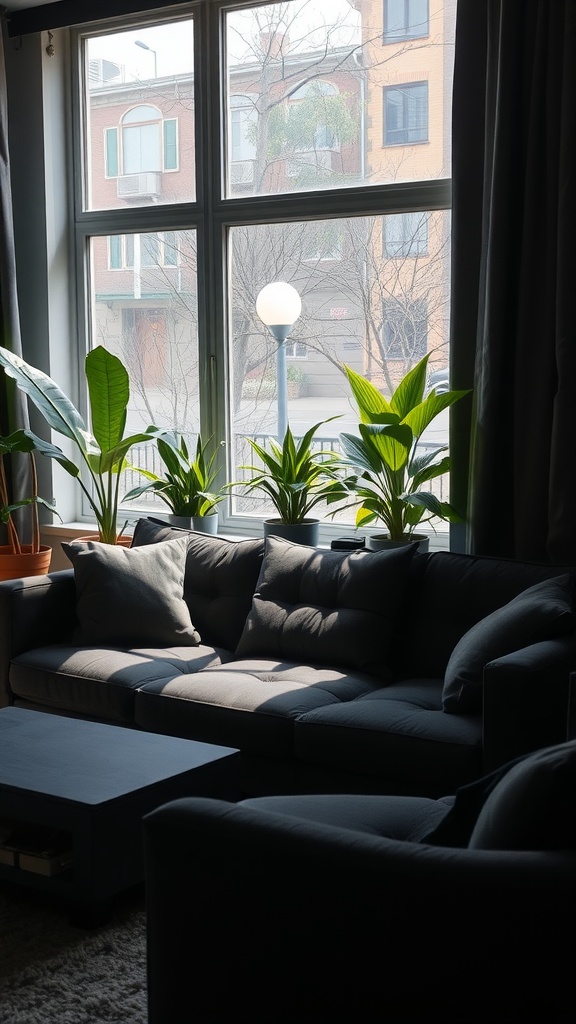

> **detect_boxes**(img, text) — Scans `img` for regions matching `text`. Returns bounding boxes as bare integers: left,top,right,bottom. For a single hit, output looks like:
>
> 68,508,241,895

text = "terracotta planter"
263,519,319,547
0,544,52,582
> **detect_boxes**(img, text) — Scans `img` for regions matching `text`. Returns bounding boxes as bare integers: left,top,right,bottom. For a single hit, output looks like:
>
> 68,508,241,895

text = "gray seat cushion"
10,644,232,723
239,792,454,841
294,679,482,795
135,658,379,757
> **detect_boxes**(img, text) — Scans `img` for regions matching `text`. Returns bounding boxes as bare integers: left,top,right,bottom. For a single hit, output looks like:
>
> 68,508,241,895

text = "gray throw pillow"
62,536,201,648
235,535,418,677
468,740,576,851
131,517,264,650
442,575,575,714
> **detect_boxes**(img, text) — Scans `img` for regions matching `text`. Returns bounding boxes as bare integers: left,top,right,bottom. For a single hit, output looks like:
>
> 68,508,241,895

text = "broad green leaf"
360,422,412,472
86,346,129,456
404,388,471,440
0,345,89,453
343,365,392,422
339,432,382,474
391,354,429,418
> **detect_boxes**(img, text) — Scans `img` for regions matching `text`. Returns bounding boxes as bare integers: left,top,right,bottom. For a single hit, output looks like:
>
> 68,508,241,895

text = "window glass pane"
228,212,451,523
83,19,194,211
163,119,178,170
384,0,429,42
225,0,453,196
88,230,199,509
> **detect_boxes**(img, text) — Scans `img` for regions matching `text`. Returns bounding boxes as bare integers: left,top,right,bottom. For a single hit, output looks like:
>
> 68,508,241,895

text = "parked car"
426,367,450,395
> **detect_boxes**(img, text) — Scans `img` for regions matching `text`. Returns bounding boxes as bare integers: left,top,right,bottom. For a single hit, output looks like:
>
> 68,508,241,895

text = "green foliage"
124,432,226,518
339,355,471,541
234,418,347,525
265,86,355,160
0,345,155,544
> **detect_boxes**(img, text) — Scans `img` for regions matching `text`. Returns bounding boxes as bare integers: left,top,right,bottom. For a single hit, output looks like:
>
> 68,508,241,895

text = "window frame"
69,0,451,542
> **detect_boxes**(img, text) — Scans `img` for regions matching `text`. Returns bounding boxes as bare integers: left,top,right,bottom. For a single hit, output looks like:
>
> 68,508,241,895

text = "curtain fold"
0,10,30,542
450,0,576,563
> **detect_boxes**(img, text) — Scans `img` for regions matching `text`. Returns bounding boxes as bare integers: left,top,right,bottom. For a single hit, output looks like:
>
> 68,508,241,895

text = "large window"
71,0,455,540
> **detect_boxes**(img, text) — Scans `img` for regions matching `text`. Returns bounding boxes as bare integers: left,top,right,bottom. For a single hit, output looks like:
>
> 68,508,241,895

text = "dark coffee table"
0,707,239,924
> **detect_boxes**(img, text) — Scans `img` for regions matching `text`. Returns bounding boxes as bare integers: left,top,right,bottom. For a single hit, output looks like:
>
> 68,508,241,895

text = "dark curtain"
0,9,30,542
450,0,576,564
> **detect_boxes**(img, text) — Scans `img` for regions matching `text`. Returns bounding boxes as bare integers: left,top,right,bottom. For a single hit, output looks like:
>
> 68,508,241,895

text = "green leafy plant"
0,345,156,544
0,430,62,554
124,431,226,517
338,354,471,541
234,418,347,524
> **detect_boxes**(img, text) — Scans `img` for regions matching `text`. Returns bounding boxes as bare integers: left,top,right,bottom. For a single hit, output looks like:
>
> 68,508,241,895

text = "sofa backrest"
131,518,264,651
396,551,576,679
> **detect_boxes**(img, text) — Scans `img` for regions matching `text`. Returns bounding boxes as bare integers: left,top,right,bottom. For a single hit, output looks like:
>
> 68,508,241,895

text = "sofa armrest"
0,570,76,707
143,797,575,1024
482,634,576,773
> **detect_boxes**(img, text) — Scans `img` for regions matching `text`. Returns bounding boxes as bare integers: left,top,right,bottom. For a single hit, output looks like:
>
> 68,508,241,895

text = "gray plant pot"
366,533,429,554
167,513,218,535
263,519,319,547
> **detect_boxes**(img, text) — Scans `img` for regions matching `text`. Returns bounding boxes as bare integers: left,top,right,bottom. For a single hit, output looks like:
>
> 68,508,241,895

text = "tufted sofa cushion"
236,536,418,678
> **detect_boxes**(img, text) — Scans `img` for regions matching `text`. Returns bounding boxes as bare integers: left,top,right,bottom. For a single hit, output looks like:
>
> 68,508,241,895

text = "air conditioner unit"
117,172,162,199
230,160,254,185
88,59,124,87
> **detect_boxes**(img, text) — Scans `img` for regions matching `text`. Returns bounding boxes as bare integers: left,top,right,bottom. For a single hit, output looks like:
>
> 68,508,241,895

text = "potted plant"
233,418,346,546
0,429,62,580
338,354,471,551
0,345,157,545
124,431,226,534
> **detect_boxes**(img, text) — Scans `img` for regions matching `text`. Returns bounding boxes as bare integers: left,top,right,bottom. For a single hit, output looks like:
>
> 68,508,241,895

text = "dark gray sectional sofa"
1,516,575,797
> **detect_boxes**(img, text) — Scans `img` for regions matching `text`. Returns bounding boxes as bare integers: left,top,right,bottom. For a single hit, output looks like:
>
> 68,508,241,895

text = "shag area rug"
0,882,147,1024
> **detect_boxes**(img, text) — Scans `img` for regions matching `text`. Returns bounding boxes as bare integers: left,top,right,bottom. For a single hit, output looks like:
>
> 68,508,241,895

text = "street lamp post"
135,39,157,78
256,282,302,440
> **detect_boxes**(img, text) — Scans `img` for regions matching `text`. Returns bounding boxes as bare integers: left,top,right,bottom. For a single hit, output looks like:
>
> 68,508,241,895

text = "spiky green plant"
124,432,225,517
234,418,347,525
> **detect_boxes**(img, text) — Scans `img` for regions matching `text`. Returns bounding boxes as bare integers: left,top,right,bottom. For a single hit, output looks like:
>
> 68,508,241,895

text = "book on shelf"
0,820,73,876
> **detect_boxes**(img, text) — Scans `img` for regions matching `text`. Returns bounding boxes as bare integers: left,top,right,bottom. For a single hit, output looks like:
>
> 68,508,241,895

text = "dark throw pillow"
468,740,576,851
235,535,418,677
442,574,575,713
62,536,201,648
131,517,264,650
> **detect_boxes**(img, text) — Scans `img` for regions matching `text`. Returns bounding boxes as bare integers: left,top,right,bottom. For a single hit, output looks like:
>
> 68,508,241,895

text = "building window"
384,82,428,146
382,298,428,361
286,341,307,359
383,0,429,43
384,212,429,256
108,232,181,269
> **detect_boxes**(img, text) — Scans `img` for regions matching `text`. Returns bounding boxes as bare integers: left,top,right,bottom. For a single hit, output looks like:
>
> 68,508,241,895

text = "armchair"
144,741,576,1024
